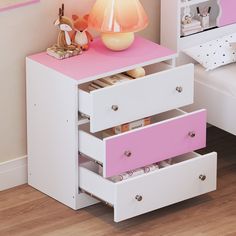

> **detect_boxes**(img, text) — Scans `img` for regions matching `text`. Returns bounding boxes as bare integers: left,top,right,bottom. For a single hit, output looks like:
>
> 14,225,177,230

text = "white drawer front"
79,152,217,222
78,64,194,133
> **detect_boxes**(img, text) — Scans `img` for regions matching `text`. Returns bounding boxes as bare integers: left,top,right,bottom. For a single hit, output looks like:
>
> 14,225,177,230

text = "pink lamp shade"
88,0,149,33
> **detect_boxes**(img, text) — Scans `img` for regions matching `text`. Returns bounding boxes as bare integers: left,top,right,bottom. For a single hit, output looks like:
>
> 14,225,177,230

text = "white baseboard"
0,156,28,191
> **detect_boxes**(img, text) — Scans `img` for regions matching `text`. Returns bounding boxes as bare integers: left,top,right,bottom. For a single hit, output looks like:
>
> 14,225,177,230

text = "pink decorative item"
88,0,149,51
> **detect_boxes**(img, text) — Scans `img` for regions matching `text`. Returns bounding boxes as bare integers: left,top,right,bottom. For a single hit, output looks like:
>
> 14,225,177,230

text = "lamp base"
101,32,135,51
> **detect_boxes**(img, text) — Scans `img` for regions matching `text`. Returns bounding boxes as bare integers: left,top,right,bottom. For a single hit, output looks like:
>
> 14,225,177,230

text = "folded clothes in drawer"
100,159,172,183
87,68,146,91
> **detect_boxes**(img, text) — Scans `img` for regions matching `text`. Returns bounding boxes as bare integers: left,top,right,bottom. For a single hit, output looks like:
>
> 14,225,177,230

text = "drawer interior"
79,109,187,141
81,152,204,176
78,62,172,93
79,151,209,204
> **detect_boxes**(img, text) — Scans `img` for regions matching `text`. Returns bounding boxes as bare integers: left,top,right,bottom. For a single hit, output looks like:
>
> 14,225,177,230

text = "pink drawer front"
105,109,206,177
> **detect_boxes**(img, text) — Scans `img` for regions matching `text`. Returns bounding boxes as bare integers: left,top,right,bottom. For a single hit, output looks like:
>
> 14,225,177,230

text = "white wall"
0,0,160,164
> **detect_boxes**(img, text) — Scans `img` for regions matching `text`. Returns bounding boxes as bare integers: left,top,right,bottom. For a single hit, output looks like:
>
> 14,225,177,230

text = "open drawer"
79,109,207,178
79,152,217,222
78,63,194,133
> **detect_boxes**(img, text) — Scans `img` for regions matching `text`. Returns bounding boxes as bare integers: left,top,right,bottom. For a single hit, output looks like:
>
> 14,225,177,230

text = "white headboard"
161,0,236,65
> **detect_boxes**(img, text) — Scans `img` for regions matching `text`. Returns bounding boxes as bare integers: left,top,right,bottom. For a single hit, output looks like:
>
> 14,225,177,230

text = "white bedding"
195,63,236,97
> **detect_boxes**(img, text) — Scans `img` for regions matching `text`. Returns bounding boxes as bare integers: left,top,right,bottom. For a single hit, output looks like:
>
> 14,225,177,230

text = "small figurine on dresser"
47,4,82,60
72,14,93,51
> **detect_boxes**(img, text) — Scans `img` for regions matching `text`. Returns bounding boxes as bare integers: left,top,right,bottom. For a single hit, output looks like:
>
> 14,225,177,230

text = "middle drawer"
79,109,206,178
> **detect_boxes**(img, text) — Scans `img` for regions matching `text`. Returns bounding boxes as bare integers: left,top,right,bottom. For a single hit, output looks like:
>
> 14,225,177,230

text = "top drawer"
78,63,194,133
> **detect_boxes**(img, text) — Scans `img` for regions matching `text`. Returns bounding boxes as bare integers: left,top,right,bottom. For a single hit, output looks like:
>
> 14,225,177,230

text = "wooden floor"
1,127,235,236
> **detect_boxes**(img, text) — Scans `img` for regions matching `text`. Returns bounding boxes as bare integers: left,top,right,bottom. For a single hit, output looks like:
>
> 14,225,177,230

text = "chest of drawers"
27,37,217,222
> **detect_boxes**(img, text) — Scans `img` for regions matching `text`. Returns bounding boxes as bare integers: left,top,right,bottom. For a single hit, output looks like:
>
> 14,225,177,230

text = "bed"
184,63,236,136
195,64,236,98
182,31,236,135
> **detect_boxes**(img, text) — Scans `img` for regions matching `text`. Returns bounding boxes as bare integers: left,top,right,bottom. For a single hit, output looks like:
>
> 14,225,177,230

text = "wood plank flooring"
0,127,235,236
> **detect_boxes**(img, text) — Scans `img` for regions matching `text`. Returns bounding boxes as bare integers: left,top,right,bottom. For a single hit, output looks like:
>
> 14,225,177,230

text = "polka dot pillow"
183,33,236,71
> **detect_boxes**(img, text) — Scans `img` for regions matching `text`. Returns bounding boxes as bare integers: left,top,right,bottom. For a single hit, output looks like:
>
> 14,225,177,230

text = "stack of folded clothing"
88,67,146,92
102,117,152,139
88,74,132,91
104,159,173,183
181,19,202,36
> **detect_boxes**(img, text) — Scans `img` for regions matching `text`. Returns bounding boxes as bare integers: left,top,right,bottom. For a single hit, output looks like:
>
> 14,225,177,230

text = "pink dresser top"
28,37,176,83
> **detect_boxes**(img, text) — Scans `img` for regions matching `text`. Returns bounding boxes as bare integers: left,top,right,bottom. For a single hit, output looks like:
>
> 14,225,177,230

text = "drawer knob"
111,105,119,111
176,86,183,93
199,175,206,181
124,151,132,157
135,195,143,202
189,131,196,138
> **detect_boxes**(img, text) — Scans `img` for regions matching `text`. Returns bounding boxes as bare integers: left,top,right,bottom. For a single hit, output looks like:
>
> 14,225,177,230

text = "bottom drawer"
79,152,217,222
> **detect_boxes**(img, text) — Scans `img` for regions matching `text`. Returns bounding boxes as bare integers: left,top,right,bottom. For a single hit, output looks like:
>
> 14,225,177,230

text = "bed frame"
161,0,236,135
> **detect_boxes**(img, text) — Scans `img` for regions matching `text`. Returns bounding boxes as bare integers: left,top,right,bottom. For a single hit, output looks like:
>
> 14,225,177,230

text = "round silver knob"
176,86,183,93
199,175,206,181
111,105,119,111
189,131,196,138
135,195,143,202
124,151,132,157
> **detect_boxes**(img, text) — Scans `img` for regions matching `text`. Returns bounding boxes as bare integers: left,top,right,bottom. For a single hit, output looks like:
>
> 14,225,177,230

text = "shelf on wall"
180,26,218,38
180,20,218,38
180,0,220,38
179,23,236,50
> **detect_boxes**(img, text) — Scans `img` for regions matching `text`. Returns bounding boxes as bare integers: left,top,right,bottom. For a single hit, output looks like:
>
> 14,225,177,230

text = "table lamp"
88,0,149,51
